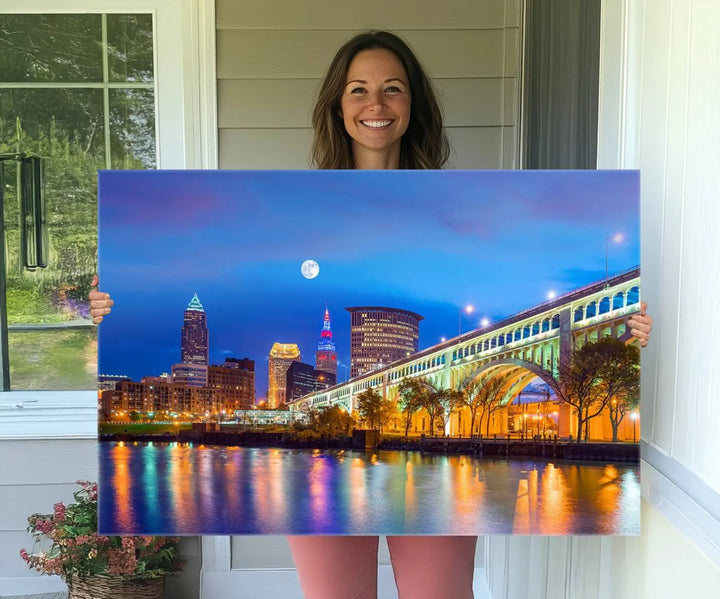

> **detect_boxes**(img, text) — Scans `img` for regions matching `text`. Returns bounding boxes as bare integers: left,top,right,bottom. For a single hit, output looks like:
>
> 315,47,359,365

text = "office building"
181,293,209,364
267,343,301,408
315,305,338,377
345,306,423,378
286,361,335,402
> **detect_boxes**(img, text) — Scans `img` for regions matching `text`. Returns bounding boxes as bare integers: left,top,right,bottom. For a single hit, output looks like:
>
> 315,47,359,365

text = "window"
1,13,156,390
0,2,213,394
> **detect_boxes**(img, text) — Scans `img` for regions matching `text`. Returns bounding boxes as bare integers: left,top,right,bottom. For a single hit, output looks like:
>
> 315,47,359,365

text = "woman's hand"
627,301,652,347
89,274,114,324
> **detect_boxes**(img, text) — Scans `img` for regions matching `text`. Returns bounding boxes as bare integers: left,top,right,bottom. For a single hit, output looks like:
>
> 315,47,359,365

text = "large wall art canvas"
98,169,641,535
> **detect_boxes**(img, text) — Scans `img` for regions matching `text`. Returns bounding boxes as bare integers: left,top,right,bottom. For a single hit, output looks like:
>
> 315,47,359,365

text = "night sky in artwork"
97,170,639,400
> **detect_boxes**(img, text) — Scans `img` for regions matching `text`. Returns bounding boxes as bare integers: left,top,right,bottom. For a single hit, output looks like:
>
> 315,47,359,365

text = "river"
98,442,640,536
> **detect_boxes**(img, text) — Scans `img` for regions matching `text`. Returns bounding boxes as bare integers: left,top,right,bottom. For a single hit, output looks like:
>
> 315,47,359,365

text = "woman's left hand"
627,301,653,347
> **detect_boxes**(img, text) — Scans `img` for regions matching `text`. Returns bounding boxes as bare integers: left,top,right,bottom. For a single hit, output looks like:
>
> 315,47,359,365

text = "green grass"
99,423,193,435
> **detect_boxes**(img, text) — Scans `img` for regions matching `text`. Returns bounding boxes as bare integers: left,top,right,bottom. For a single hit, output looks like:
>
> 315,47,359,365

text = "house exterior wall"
216,0,522,170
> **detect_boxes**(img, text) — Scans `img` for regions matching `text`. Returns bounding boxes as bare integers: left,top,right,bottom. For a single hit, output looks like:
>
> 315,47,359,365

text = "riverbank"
99,429,639,462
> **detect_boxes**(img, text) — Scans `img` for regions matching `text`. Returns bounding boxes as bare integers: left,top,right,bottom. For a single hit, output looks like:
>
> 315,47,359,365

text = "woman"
91,31,653,599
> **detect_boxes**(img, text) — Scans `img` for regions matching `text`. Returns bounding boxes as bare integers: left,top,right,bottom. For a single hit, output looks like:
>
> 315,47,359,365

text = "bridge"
288,267,641,436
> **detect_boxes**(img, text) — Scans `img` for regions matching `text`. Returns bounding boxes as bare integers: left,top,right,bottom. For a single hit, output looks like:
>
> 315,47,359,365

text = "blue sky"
98,169,639,399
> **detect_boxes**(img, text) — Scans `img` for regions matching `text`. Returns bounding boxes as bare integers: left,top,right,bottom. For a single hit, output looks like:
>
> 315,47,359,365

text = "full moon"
301,259,320,279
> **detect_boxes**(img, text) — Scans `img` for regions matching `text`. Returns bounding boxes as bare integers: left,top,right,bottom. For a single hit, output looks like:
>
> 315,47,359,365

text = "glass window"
599,296,610,314
613,291,624,310
551,314,560,329
586,301,597,318
627,286,639,305
574,307,584,322
0,13,156,390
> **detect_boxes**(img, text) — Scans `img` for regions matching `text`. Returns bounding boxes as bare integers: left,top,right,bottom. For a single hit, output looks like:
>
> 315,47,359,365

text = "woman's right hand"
89,274,114,324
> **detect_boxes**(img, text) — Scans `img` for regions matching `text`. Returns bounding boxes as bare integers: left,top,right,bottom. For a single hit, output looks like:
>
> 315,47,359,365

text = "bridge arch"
460,358,556,406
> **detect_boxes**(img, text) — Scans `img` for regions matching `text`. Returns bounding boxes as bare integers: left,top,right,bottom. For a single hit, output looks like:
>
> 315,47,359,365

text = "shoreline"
98,431,640,463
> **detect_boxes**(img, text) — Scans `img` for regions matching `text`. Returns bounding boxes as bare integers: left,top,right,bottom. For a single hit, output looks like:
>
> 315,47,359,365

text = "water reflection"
98,443,639,536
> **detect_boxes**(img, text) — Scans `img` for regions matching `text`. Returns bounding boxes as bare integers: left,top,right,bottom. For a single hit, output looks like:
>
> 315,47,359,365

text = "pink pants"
288,536,477,599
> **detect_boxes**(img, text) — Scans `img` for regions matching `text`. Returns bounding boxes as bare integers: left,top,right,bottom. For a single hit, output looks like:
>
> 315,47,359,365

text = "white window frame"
0,0,217,440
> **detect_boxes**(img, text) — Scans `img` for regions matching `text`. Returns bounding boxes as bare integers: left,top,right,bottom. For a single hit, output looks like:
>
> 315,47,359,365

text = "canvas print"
98,169,641,535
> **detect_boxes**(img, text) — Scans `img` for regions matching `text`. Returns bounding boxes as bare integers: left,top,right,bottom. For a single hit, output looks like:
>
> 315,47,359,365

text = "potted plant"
20,480,182,598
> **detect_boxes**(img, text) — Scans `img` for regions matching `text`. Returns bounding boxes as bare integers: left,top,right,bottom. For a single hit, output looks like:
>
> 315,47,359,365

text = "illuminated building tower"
267,343,301,408
180,293,208,364
315,305,338,377
345,306,423,378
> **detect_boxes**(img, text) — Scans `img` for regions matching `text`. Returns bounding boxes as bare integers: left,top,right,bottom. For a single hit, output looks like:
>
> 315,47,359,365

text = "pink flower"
107,547,137,576
53,503,66,521
121,537,135,549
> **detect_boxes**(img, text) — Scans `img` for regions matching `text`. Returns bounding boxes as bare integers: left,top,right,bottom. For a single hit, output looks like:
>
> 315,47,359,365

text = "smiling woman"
311,30,448,170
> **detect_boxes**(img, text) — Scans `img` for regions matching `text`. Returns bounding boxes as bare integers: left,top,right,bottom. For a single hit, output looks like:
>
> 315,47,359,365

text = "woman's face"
340,49,411,160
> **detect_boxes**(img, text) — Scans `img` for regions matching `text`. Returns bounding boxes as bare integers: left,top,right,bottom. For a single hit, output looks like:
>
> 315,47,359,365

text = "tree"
459,374,511,438
356,388,384,431
315,405,355,437
594,339,640,442
548,336,639,442
417,379,462,437
397,378,424,438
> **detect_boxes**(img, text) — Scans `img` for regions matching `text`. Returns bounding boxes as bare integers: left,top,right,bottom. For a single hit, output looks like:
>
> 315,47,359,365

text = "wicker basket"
67,575,164,599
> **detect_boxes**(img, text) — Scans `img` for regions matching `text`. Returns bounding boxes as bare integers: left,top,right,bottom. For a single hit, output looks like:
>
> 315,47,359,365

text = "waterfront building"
267,343,301,408
171,362,208,387
181,293,209,364
285,361,335,402
101,380,220,418
314,305,338,377
208,357,255,410
97,374,132,392
345,306,423,378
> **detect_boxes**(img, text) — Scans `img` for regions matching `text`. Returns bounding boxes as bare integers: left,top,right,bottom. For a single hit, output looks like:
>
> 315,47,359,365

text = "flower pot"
67,574,164,599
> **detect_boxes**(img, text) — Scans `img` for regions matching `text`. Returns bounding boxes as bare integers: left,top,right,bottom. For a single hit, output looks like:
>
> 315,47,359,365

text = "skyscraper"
345,306,423,378
267,343,301,408
315,304,338,377
180,293,208,364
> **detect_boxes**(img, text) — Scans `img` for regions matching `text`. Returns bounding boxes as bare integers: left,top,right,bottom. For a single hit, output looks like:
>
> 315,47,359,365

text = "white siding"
0,440,98,583
216,0,522,170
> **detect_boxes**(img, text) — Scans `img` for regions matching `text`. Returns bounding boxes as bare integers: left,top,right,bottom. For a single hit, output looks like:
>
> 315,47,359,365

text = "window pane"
1,89,103,390
110,88,156,169
107,14,154,83
0,88,106,154
9,328,97,390
0,14,102,82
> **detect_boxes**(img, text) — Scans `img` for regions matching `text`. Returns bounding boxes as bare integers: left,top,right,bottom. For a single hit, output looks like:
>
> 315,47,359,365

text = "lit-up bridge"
288,268,641,434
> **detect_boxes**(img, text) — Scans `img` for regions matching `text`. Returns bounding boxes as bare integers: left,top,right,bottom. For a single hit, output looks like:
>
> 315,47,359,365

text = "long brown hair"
311,31,449,170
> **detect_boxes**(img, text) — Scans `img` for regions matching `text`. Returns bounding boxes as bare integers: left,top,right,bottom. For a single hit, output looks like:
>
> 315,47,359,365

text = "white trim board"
642,452,720,570
0,392,96,440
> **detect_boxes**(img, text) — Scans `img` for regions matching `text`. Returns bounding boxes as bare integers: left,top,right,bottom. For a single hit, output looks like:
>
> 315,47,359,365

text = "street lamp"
605,232,623,287
630,410,639,443
547,290,556,300
480,317,490,328
458,304,474,336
